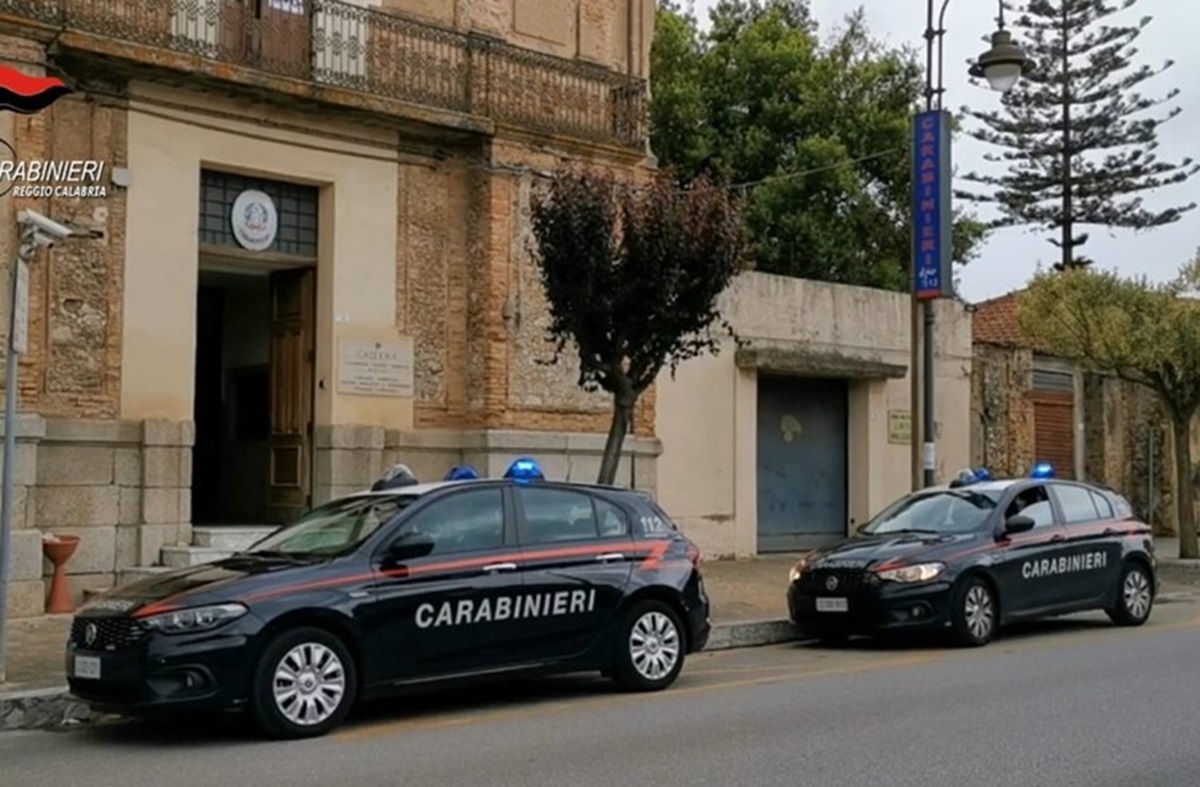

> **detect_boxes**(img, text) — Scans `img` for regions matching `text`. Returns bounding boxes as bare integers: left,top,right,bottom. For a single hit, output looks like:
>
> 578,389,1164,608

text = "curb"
0,685,94,733
1158,559,1200,585
705,618,804,651
0,617,804,733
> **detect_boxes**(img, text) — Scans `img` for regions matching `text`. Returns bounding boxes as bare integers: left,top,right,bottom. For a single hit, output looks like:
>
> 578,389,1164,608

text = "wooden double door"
266,267,316,524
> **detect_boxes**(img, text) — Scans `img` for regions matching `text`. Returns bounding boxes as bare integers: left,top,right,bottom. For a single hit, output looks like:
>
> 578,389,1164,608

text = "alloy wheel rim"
629,611,681,681
272,642,347,726
1123,569,1152,620
964,585,994,640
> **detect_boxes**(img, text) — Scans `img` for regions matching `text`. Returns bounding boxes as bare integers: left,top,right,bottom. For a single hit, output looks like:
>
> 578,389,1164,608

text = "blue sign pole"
912,109,953,300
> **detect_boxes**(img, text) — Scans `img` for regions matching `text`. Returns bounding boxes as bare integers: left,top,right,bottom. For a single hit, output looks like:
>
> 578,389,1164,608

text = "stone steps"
115,525,279,584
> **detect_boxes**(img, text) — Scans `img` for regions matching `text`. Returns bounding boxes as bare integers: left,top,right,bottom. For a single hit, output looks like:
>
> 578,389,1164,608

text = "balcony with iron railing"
0,0,649,150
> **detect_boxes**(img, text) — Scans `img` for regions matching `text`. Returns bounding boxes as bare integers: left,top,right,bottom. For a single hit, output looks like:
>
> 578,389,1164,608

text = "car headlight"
138,603,249,634
875,563,946,583
788,559,809,583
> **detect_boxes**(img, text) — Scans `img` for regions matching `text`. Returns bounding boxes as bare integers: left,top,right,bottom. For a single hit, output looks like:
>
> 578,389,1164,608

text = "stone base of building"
2,416,660,619
1,415,192,619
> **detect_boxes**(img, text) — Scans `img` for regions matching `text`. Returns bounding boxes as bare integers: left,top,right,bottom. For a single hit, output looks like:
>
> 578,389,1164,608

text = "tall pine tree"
958,0,1198,270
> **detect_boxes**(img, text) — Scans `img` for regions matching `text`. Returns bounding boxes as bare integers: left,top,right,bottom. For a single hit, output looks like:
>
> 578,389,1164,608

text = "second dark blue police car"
788,463,1157,647
64,458,710,739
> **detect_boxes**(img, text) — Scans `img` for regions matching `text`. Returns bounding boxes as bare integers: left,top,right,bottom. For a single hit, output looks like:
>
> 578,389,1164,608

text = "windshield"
860,489,1003,536
244,494,414,557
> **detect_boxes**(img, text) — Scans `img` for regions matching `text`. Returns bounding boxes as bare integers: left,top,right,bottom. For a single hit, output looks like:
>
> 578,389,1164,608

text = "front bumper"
787,574,954,636
64,616,260,715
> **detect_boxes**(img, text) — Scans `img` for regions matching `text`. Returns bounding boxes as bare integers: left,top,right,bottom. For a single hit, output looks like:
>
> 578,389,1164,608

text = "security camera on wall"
17,208,102,249
18,209,75,240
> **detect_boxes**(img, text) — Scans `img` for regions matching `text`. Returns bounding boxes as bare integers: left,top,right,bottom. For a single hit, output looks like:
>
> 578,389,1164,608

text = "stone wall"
970,344,1034,477
2,417,192,618
971,343,1176,535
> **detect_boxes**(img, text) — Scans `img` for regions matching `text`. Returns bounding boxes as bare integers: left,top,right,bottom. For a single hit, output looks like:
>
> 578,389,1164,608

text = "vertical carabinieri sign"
912,110,953,299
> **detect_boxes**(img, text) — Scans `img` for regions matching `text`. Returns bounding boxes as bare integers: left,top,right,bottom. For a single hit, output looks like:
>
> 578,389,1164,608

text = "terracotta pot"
43,535,81,615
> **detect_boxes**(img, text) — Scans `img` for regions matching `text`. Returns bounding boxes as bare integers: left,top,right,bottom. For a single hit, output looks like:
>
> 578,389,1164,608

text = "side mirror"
1003,514,1036,535
383,532,435,562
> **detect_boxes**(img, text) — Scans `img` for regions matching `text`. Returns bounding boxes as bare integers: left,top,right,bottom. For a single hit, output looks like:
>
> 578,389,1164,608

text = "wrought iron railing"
0,0,648,149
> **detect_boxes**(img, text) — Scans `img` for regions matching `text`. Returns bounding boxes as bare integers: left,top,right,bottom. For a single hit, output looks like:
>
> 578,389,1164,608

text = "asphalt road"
5,598,1200,787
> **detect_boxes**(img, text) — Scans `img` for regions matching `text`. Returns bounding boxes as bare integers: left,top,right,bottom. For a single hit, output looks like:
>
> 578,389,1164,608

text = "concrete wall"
655,273,974,558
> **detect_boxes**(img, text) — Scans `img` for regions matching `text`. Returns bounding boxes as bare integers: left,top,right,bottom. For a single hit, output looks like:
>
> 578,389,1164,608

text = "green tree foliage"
529,169,747,485
960,0,1198,271
649,0,988,291
1016,263,1200,559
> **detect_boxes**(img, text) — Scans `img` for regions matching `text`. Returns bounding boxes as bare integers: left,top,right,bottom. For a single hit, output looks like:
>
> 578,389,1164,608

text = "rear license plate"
73,655,101,679
816,597,849,613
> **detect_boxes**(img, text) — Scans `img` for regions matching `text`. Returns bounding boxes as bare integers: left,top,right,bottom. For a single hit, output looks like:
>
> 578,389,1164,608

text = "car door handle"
481,562,518,572
1103,528,1116,535
596,552,626,562
1050,534,1065,543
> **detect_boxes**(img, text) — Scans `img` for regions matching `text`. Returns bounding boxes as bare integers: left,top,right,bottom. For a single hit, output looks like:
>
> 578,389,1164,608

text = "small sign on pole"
11,258,28,355
911,110,953,300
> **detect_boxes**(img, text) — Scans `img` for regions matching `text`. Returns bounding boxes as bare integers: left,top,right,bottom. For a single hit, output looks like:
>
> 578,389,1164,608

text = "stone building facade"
970,292,1174,534
0,0,661,617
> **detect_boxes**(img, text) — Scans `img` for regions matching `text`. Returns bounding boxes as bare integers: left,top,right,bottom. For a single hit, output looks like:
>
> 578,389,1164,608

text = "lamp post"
913,0,1029,489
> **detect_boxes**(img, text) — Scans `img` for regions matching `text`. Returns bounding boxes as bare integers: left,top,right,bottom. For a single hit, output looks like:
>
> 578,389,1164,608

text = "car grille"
70,617,147,651
800,567,873,593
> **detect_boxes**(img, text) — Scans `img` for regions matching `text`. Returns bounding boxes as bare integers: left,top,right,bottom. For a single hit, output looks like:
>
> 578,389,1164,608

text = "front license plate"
73,655,101,679
815,597,849,613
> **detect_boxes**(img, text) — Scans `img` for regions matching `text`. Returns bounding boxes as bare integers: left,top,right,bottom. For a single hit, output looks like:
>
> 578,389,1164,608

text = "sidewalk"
2,541,1196,732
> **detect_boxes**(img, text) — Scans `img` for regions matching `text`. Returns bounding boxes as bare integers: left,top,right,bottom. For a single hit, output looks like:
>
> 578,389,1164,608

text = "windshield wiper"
236,550,318,564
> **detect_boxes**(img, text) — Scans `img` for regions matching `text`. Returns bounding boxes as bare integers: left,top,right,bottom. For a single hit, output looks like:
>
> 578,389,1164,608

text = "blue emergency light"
443,464,480,481
504,457,545,483
1030,461,1055,479
973,467,993,481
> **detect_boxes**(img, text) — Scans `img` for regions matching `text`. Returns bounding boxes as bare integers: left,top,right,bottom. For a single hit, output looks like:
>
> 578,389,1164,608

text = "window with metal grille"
199,169,319,258
1032,368,1074,393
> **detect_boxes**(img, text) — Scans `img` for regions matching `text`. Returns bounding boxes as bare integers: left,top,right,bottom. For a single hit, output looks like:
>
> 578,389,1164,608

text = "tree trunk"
1170,415,1199,559
598,392,635,486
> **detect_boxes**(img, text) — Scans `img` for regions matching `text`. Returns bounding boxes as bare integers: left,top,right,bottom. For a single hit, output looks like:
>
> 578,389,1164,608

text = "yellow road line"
335,652,940,743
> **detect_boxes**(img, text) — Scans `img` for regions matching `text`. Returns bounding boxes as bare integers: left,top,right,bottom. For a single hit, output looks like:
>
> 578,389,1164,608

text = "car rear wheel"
251,627,357,739
1107,561,1154,627
611,600,686,692
949,576,997,647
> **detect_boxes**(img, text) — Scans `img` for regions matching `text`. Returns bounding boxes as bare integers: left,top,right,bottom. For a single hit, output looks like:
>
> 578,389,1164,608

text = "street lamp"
913,0,1029,489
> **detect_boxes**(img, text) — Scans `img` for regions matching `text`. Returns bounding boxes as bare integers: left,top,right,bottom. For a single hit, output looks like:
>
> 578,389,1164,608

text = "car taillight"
686,543,702,567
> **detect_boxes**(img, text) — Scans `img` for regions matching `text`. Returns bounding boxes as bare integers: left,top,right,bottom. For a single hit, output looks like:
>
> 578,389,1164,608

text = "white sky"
685,0,1200,303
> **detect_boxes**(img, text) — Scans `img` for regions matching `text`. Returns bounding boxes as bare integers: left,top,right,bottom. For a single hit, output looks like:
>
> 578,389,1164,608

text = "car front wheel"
611,600,686,692
1107,561,1154,627
949,576,997,647
251,626,358,739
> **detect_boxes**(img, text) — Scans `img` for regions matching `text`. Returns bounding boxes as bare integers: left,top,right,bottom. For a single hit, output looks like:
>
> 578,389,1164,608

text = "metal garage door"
1031,369,1075,479
756,376,848,552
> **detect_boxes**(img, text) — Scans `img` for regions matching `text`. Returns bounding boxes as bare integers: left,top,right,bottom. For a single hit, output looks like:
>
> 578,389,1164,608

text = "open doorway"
192,262,317,525
192,268,272,524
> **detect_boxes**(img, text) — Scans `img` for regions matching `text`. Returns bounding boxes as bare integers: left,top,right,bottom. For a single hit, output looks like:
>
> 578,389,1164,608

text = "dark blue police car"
787,464,1157,647
64,458,710,739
